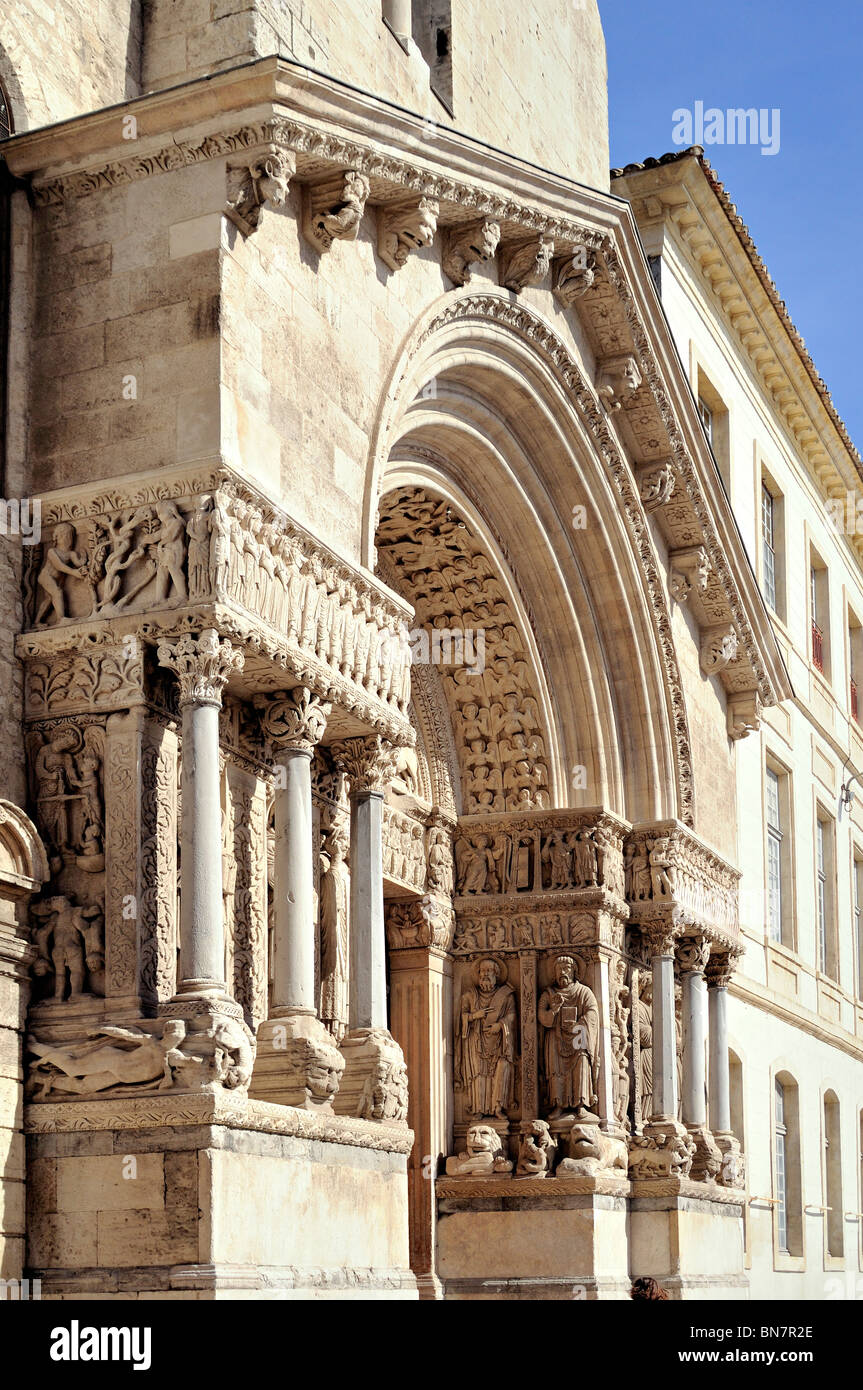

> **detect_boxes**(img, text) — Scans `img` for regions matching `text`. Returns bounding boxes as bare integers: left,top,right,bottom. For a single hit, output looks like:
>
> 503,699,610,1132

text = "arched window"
824,1091,844,1259
774,1073,803,1257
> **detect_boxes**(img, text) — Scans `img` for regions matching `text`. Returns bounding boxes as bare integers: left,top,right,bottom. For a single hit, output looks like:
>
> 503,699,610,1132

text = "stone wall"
141,0,610,192
0,3,141,131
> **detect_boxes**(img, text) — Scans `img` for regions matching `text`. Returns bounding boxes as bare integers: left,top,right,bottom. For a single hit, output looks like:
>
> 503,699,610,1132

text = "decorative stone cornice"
499,234,554,293
331,735,399,795
442,218,500,286
377,195,439,271
256,687,331,753
157,629,244,708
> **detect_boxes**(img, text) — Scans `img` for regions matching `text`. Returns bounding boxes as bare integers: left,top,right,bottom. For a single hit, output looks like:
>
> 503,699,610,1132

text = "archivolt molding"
369,290,696,827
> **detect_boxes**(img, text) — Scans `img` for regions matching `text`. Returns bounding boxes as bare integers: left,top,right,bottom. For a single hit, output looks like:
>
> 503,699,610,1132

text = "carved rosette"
377,195,439,270
331,735,400,796
257,686,331,753
499,235,554,293
156,629,244,708
442,218,500,286
701,624,739,674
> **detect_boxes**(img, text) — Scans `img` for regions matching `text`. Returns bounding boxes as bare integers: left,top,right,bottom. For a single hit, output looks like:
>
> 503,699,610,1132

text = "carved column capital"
256,687,331,753
676,933,710,975
642,921,678,959
156,629,243,708
331,735,399,796
442,218,500,286
705,948,742,989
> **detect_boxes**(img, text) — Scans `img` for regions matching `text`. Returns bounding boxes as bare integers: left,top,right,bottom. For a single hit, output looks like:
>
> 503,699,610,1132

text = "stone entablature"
454,808,627,905
624,819,740,942
17,465,413,746
3,61,789,726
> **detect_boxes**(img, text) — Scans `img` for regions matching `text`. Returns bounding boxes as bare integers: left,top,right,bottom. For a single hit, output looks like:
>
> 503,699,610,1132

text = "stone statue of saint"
538,954,599,1119
455,956,517,1120
319,818,350,1041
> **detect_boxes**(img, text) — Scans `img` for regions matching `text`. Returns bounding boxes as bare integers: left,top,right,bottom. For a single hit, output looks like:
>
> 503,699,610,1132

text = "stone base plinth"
435,1179,630,1300
249,1012,344,1109
24,1092,417,1299
629,1189,748,1300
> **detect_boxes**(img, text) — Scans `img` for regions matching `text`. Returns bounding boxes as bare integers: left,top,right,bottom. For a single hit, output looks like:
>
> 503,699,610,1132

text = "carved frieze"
382,805,426,893
24,645,145,720
625,822,740,939
454,810,626,902
385,895,455,953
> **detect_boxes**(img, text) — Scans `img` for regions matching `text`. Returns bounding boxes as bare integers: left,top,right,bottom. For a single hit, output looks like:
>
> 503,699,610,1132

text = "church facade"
0,1,855,1300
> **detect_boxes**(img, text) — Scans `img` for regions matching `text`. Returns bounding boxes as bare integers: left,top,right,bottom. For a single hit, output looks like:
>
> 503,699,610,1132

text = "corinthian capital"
331,735,399,795
157,629,244,708
257,687,331,753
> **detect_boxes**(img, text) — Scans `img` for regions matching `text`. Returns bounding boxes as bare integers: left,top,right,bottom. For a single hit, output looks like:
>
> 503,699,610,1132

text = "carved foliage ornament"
257,686,331,752
331,735,399,794
157,629,244,707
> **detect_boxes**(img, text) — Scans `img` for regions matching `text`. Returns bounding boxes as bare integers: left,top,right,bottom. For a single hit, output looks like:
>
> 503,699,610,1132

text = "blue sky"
600,0,863,449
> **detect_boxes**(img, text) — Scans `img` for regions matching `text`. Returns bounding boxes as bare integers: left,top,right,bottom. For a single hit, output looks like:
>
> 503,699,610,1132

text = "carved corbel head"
636,459,676,512
302,169,371,254
499,234,554,293
442,218,501,286
700,624,739,674
669,545,711,604
552,247,597,305
226,146,296,236
726,690,762,741
377,195,440,271
596,353,642,411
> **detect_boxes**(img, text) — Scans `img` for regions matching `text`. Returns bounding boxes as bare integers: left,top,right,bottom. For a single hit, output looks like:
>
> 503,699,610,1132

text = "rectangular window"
849,609,863,724
810,553,830,678
761,484,777,611
775,1080,788,1253
856,857,863,999
817,818,828,970
698,396,713,445
766,768,783,943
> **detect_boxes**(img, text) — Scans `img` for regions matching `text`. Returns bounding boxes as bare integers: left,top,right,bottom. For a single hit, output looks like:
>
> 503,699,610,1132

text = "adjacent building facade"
0,1,855,1299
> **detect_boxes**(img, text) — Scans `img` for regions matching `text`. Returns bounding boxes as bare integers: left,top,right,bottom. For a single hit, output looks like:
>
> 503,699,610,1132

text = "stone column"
591,947,616,1130
331,736,408,1122
678,934,720,1181
249,687,344,1109
157,631,243,1006
707,949,744,1187
633,921,695,1177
